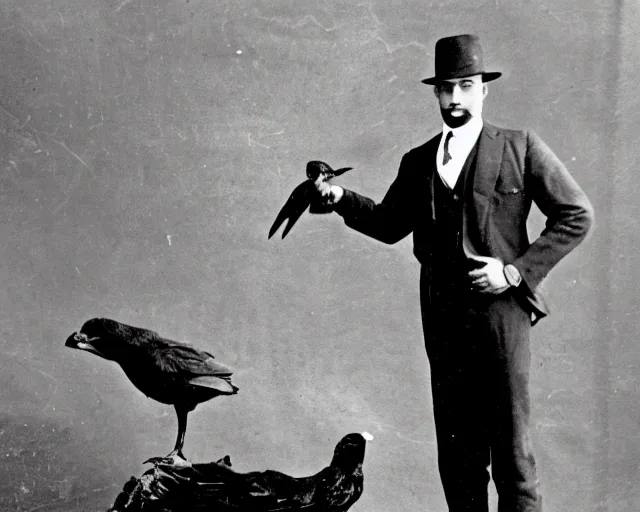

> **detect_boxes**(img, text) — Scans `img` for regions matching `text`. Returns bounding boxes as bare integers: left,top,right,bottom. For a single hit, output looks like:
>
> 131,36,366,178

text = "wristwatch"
503,264,522,287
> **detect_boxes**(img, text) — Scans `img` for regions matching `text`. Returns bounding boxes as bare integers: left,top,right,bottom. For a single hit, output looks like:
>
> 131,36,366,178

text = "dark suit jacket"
334,122,594,324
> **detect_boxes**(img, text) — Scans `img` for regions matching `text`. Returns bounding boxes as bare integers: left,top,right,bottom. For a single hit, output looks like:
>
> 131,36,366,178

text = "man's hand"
315,179,344,206
468,255,510,294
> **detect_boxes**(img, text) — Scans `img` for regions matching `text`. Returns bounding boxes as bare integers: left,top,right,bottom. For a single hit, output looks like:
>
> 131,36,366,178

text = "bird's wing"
153,345,234,381
268,180,313,239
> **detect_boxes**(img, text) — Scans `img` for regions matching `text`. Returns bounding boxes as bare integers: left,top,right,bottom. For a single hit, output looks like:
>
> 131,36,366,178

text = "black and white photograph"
0,1,636,511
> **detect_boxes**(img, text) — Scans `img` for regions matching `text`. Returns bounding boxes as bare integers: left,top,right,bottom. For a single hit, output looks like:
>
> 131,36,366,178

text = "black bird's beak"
65,332,108,359
65,332,79,348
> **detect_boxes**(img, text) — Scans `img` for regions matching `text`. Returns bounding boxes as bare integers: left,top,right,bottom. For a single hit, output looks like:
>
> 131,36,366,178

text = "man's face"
433,75,487,128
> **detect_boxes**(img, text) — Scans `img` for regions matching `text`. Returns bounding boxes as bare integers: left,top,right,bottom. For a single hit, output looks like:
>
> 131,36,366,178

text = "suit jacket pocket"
495,162,525,197
490,182,529,238
493,185,525,213
496,185,524,195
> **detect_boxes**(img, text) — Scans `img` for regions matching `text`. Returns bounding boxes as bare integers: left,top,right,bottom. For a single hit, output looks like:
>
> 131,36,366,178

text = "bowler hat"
421,34,501,85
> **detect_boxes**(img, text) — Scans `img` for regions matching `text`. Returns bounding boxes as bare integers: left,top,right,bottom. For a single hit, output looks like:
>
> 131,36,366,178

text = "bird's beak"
65,332,80,348
361,431,374,441
65,332,107,358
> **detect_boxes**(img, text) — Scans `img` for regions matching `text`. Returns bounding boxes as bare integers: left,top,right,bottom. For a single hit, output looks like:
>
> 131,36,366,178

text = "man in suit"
313,35,594,511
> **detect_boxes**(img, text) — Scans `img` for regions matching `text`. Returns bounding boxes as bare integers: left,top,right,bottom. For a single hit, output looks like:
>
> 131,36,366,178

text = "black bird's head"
65,317,136,362
330,432,373,471
306,160,352,181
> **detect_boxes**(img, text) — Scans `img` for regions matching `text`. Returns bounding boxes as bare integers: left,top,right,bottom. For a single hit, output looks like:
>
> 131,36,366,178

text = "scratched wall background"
0,0,637,511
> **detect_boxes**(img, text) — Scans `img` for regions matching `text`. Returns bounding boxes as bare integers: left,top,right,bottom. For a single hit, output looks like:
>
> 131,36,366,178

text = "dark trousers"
420,268,542,512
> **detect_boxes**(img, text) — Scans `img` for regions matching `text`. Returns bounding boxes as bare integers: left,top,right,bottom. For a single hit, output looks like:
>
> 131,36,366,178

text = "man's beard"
441,107,473,128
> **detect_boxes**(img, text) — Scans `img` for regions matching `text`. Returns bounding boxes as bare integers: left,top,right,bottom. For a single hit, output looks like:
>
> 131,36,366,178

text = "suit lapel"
469,123,504,242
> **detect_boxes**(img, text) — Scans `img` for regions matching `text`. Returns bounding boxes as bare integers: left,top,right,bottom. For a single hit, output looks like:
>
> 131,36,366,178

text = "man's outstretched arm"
315,153,417,245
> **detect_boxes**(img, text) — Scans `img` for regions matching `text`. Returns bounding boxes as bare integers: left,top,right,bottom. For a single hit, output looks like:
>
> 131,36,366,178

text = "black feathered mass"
108,432,372,512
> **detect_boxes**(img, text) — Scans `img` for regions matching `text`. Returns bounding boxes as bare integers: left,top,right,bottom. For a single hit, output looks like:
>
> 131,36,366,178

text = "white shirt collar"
436,116,484,188
442,116,484,143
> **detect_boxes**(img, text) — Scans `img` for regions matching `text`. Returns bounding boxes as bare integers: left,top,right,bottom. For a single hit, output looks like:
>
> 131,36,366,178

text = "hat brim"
421,71,502,85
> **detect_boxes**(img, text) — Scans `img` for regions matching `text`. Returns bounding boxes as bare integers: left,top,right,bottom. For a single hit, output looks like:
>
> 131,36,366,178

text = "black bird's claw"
143,456,165,466
144,454,191,467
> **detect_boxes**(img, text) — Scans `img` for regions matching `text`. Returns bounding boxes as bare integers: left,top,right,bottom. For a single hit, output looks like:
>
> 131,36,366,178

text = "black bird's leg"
168,404,189,459
143,405,191,466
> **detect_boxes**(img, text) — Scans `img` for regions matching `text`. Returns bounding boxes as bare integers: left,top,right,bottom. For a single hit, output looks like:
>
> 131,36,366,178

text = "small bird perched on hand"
65,317,238,465
268,160,352,239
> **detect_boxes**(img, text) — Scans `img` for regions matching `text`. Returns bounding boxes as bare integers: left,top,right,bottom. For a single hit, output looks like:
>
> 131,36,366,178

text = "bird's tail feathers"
188,376,238,394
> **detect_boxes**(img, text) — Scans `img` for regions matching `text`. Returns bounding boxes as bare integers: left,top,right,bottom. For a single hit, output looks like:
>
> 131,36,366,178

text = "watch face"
505,265,520,286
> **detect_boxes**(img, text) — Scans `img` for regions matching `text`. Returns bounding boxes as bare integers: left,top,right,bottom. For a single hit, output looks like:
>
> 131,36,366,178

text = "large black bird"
65,318,238,464
268,160,353,239
109,431,373,512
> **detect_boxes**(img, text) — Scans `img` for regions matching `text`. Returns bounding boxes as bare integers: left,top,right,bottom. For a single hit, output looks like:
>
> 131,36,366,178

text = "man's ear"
433,86,439,99
482,83,488,99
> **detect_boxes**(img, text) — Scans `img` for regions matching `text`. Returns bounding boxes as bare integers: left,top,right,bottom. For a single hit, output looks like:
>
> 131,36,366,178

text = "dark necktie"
443,131,453,166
